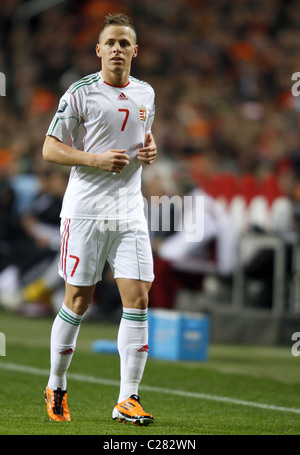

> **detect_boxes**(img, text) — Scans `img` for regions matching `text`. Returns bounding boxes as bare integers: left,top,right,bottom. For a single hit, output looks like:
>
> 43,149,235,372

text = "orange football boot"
44,387,71,421
112,394,154,426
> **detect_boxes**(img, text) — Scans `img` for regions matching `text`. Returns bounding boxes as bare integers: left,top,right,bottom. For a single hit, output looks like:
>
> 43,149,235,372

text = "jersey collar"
100,71,130,88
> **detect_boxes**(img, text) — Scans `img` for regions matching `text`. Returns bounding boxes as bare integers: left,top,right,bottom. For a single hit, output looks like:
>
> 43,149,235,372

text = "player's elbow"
42,143,50,162
42,135,56,162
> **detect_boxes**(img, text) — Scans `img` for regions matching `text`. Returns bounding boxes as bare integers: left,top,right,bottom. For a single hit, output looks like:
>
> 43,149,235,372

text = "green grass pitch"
0,309,299,438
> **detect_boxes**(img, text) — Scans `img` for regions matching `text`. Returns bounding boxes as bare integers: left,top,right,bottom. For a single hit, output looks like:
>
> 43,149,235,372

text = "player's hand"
95,149,129,173
137,133,157,165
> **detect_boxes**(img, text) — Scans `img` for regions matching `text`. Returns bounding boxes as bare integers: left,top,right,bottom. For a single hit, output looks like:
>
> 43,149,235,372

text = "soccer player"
43,13,157,425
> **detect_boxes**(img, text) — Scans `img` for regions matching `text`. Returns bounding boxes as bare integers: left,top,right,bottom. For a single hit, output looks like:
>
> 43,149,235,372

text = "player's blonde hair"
98,13,137,44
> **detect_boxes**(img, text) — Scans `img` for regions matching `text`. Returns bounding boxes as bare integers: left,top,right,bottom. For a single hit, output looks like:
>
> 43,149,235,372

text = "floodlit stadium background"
1,0,300,345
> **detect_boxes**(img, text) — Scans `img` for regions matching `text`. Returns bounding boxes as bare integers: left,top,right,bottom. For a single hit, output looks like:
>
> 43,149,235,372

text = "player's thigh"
116,278,152,309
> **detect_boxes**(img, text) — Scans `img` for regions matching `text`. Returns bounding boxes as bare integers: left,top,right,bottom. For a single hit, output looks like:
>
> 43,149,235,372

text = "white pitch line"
1,361,300,415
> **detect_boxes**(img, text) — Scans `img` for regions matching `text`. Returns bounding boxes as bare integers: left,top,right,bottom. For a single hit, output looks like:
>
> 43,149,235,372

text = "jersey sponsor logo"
139,105,147,122
57,99,68,113
138,344,149,353
118,92,128,100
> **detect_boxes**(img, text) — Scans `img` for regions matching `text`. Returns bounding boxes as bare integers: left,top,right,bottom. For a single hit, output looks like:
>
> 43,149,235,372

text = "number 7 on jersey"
118,109,129,131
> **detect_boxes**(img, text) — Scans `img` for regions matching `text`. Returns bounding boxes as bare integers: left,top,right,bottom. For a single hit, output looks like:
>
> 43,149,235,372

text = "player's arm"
42,136,129,173
137,133,157,165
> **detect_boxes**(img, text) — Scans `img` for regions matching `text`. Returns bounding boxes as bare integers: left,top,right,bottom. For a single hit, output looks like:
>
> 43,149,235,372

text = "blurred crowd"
1,0,300,316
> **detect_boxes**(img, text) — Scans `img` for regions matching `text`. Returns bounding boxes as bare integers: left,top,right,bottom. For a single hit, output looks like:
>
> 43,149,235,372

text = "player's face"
96,25,138,80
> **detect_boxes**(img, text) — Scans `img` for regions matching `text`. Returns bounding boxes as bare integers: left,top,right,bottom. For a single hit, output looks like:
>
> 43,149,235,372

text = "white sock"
117,307,149,403
47,303,83,390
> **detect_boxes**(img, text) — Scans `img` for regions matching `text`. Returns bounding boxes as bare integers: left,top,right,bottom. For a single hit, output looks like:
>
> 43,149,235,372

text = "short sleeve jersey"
46,71,155,220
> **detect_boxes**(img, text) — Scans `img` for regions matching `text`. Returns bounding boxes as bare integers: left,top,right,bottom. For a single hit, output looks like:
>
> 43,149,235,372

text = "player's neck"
101,69,130,87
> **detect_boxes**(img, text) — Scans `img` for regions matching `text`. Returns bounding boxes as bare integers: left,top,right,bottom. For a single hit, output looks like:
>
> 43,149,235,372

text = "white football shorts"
58,218,154,286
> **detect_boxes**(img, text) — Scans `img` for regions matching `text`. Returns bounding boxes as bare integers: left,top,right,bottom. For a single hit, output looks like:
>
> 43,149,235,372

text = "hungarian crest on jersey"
139,105,147,123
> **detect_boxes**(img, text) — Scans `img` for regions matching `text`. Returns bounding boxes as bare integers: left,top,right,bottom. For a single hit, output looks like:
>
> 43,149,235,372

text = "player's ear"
133,44,138,59
95,43,102,58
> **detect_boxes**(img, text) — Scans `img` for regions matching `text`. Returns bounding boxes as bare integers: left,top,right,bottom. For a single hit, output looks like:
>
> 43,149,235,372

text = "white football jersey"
46,71,155,220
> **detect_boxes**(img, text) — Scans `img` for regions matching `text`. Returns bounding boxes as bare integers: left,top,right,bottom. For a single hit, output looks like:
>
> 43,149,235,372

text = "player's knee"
131,291,149,309
64,283,95,315
118,280,151,309
64,296,90,315
122,289,149,309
